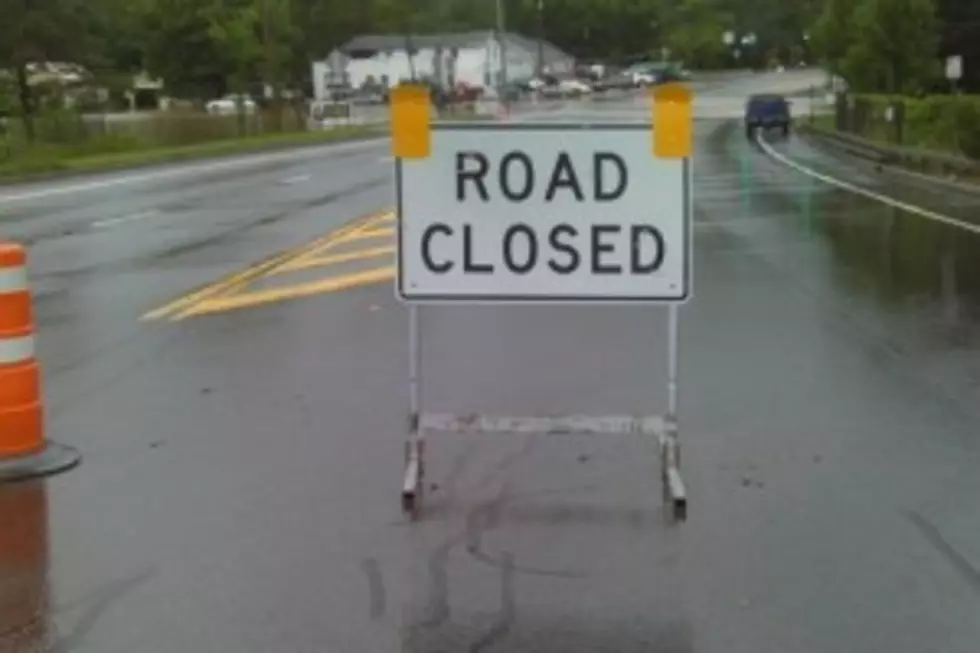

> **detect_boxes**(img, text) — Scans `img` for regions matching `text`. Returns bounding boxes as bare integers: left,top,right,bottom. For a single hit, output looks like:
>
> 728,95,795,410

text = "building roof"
339,31,573,66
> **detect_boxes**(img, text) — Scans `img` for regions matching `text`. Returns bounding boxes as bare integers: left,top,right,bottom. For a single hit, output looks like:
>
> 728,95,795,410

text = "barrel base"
0,441,81,483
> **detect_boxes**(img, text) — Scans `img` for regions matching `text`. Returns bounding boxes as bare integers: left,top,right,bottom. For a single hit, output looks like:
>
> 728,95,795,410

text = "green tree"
810,0,853,75
140,0,249,100
85,0,148,73
841,0,939,93
81,0,151,109
663,0,735,68
206,2,262,95
259,0,291,90
0,0,93,141
0,0,837,133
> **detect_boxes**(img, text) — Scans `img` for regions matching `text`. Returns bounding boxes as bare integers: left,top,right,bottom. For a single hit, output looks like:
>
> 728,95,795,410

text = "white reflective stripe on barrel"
0,335,34,365
0,266,28,292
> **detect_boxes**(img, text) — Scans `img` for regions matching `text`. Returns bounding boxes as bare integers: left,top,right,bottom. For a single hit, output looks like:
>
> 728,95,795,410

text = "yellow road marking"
357,211,395,229
141,210,388,320
267,211,395,274
179,266,395,318
333,227,395,244
141,242,320,320
277,245,395,272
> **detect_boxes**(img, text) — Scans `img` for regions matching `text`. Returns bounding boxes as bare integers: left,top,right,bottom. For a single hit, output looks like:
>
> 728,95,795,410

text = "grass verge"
0,125,387,184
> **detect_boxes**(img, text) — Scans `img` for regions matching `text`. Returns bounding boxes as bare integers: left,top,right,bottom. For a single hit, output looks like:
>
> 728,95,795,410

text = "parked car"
603,69,638,90
525,76,548,91
659,67,691,83
352,84,386,105
450,82,484,103
538,82,565,99
497,80,528,102
556,76,593,97
625,63,660,86
390,78,453,107
625,62,690,87
205,94,257,115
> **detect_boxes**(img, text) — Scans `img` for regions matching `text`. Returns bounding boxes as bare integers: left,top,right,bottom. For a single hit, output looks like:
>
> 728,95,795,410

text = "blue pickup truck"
744,93,791,139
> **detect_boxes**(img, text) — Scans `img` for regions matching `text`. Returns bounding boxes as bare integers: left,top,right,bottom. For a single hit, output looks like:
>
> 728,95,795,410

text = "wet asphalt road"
5,70,980,652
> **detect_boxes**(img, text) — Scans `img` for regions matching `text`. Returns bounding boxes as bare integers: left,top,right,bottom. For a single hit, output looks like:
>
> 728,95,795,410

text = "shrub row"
835,93,980,158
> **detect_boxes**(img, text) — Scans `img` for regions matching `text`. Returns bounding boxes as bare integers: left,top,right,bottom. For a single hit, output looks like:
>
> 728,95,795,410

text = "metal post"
536,0,545,76
495,0,508,109
661,155,688,521
409,304,421,423
667,303,679,423
405,32,417,81
662,302,686,520
403,304,424,514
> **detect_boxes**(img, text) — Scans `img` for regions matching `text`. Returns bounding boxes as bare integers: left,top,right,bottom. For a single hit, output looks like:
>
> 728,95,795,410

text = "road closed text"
421,222,664,275
417,150,666,276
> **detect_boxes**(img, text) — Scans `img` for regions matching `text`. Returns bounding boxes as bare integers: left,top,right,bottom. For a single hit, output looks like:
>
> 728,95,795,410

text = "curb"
799,123,980,197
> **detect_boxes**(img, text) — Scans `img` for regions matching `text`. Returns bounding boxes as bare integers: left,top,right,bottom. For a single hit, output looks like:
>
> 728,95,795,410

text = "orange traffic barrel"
0,242,80,482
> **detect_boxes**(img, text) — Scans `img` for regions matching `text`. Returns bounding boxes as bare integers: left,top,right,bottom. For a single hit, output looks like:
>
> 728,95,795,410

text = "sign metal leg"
667,304,679,422
662,304,687,521
403,305,425,517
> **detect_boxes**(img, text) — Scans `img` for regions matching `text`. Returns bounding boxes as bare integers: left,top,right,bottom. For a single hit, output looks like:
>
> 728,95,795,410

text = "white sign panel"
946,55,963,81
396,124,691,302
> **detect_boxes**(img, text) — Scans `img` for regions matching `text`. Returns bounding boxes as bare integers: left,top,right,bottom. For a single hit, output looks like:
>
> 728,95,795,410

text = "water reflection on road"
0,482,52,652
702,121,980,413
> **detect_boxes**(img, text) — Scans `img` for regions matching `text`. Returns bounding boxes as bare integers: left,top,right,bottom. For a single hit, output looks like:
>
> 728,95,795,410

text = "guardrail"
799,122,980,179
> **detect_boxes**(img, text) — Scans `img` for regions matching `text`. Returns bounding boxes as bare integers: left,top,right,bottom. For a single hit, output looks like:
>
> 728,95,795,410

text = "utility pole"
262,0,288,130
405,32,417,81
495,0,508,94
536,0,545,76
262,0,272,99
403,5,417,82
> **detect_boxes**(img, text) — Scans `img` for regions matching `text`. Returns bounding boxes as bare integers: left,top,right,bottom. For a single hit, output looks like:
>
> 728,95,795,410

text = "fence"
80,106,311,147
1,104,315,156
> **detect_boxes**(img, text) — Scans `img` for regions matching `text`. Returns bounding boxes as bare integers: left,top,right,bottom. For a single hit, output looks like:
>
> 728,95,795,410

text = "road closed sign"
395,122,691,302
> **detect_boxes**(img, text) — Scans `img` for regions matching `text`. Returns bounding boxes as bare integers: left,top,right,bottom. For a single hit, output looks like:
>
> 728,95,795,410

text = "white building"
312,31,575,99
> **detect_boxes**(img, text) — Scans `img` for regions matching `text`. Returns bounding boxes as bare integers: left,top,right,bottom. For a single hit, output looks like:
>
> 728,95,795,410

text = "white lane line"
756,134,980,236
0,137,387,205
279,174,311,185
91,210,158,229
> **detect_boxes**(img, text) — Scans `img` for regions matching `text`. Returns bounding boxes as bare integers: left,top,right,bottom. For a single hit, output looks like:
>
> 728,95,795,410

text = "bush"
840,93,980,158
0,102,339,179
62,132,143,157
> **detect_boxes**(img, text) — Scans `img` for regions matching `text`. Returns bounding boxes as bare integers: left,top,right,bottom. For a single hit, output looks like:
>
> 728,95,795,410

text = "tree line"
810,0,980,94
1,0,818,101
3,0,975,125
